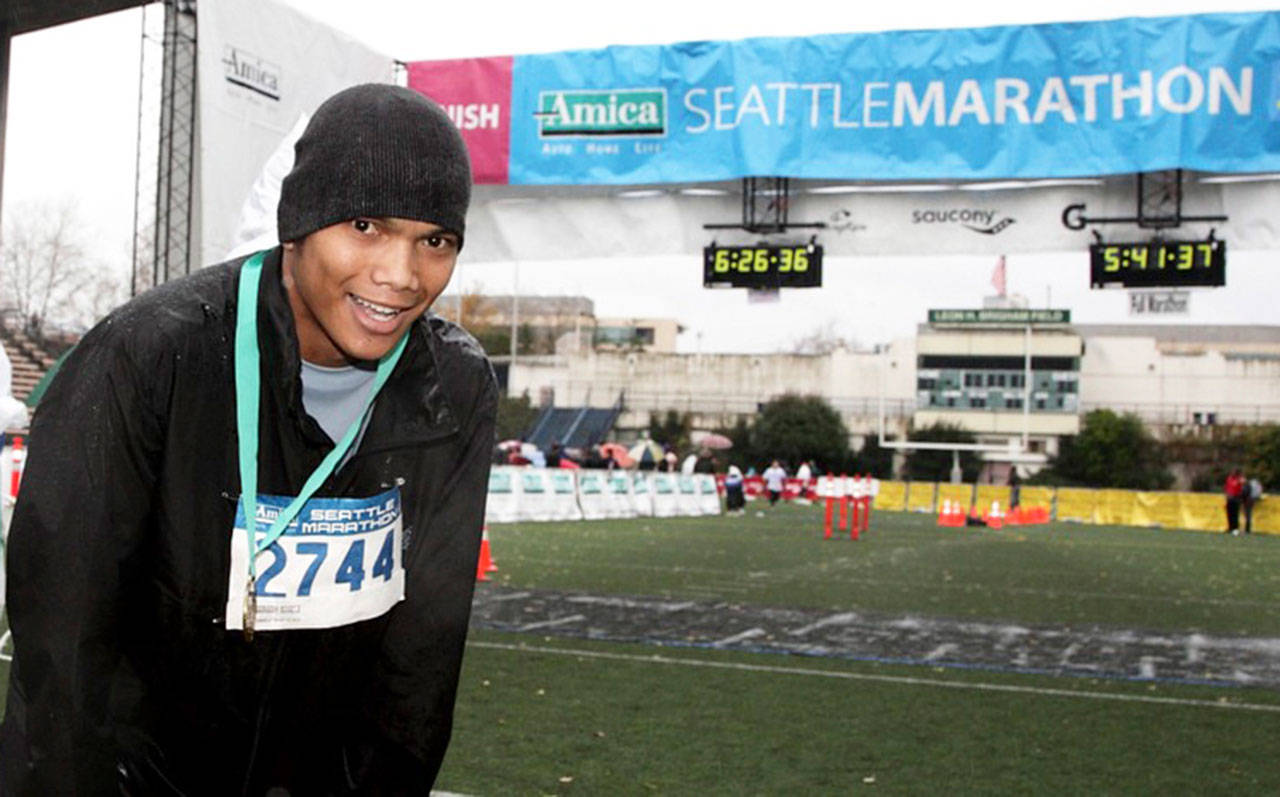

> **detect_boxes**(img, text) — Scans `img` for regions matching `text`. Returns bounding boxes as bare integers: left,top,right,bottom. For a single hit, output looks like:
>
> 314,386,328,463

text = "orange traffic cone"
986,501,1004,529
8,435,25,501
476,526,497,581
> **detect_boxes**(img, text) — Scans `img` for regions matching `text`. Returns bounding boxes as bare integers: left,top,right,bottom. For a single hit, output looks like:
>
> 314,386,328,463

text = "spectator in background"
1242,474,1262,534
795,460,812,483
547,440,562,468
724,465,746,515
1009,468,1022,509
1224,468,1244,535
663,448,678,473
762,460,787,506
681,451,698,475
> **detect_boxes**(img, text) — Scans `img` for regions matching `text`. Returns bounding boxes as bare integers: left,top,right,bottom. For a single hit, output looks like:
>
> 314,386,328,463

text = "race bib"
225,486,405,632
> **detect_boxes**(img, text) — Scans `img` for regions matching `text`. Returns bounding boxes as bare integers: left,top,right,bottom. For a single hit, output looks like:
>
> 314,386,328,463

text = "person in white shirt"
762,460,787,506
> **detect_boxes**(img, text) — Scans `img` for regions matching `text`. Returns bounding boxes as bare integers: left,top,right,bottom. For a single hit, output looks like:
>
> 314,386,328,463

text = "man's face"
282,217,459,366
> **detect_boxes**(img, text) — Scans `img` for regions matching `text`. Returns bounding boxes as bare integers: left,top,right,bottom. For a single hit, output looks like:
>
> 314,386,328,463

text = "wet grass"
478,504,1280,636
439,631,1280,795
434,507,1280,794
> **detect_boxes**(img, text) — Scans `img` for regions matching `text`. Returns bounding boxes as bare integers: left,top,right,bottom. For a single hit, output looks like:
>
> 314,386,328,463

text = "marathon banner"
460,166,1280,264
197,0,394,264
408,11,1280,185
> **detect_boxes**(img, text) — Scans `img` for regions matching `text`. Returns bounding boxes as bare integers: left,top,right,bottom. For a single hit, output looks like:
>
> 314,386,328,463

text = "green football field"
436,505,1280,794
3,506,1278,793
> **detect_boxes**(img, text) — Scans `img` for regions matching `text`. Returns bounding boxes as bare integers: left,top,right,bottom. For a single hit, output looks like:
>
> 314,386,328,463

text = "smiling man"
0,84,497,795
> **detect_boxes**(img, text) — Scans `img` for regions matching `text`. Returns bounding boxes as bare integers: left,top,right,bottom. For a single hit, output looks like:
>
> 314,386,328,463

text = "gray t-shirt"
299,360,377,452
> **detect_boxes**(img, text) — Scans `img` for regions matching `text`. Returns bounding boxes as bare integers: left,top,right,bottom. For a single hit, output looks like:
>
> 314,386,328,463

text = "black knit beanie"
277,83,471,248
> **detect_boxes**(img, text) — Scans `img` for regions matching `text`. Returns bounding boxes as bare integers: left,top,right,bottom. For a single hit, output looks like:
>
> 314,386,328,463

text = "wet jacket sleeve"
0,329,165,796
346,361,497,794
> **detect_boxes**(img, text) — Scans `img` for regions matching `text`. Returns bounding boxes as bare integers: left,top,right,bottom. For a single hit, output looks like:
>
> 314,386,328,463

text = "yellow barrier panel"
1056,487,1097,523
1094,489,1138,526
1136,491,1183,529
974,485,1011,515
1178,492,1225,532
1019,486,1054,513
906,483,936,514
1250,499,1279,534
937,483,972,512
905,482,937,513
875,480,907,512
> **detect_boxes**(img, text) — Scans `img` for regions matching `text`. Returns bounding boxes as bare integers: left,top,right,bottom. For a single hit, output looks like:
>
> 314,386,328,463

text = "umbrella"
497,439,523,452
598,442,635,468
628,439,665,467
694,432,733,450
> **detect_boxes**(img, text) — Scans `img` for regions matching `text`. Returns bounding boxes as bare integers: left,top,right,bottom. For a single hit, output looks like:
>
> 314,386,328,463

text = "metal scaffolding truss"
132,0,197,295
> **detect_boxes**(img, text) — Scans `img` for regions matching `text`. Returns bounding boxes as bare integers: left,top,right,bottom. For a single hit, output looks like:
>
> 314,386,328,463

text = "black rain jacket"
0,248,497,795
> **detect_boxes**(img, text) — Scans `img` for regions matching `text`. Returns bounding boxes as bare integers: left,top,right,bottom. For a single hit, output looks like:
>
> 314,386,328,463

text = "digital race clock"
703,243,823,289
1089,239,1225,289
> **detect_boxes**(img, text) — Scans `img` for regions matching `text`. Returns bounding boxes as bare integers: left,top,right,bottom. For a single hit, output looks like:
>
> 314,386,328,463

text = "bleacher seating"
526,395,623,450
2,324,73,431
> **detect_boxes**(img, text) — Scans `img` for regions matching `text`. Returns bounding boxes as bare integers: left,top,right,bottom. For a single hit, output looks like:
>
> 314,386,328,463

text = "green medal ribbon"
234,251,408,635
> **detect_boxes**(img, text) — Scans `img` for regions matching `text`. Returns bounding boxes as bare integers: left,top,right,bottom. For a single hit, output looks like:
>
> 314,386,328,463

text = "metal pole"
1023,323,1031,452
0,23,11,244
510,261,519,362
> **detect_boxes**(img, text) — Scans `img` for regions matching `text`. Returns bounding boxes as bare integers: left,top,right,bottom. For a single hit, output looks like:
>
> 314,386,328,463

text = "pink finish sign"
407,57,512,184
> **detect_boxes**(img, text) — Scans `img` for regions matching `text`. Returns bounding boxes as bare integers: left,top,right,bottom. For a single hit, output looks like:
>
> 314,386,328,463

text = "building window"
917,377,937,390
1036,398,1047,410
970,397,986,408
946,397,956,407
1055,379,1077,394
1005,398,1022,409
1011,373,1025,388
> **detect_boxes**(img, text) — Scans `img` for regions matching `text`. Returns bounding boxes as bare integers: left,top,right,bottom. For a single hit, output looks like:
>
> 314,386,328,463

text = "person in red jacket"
1224,468,1245,535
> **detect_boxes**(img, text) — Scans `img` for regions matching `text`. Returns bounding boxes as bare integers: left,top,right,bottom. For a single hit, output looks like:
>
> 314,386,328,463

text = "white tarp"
630,473,655,517
462,176,1280,263
197,0,394,265
675,475,702,516
696,474,722,516
650,473,681,518
548,470,583,521
576,470,610,520
517,470,557,522
485,467,519,524
605,471,636,519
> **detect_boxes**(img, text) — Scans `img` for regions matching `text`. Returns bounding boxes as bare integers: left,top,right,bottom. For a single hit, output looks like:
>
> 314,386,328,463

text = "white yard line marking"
481,591,532,603
924,643,959,661
516,615,586,632
789,612,859,636
714,628,766,646
468,641,1280,713
565,595,696,612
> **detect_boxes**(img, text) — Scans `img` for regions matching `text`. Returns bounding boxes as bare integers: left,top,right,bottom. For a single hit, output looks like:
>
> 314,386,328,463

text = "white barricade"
548,469,584,521
485,467,519,524
630,472,655,517
650,473,681,517
605,471,637,519
815,475,835,499
676,474,702,516
576,470,611,520
696,474,722,515
518,470,557,522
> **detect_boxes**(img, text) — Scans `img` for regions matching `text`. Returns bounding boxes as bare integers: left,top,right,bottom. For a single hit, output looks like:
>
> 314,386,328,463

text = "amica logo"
222,46,280,101
535,88,666,137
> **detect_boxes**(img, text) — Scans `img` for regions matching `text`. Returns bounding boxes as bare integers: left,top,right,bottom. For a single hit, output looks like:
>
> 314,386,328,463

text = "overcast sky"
4,1,1279,352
